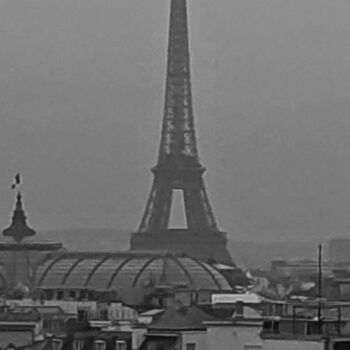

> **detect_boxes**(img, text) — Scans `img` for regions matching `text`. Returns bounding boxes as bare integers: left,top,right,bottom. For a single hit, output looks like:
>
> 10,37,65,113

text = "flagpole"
317,244,323,334
11,173,21,191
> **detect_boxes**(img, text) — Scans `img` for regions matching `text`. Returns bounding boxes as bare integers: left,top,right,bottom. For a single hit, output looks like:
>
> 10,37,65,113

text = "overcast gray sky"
1,0,350,242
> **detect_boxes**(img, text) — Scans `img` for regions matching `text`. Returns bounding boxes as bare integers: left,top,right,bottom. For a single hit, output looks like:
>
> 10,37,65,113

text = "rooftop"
148,305,216,331
0,307,40,322
211,292,263,305
34,251,232,296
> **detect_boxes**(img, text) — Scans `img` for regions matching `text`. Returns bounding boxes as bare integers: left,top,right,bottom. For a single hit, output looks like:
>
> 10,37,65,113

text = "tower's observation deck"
130,0,234,266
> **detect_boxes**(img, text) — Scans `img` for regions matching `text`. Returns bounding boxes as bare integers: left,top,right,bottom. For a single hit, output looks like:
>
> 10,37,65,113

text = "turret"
3,192,36,243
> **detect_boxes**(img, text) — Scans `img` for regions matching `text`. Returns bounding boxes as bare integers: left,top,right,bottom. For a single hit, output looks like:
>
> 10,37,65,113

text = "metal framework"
35,252,228,290
138,0,218,234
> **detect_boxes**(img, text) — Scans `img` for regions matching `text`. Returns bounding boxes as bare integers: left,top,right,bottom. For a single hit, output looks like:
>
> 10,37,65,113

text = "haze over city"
1,0,350,244
3,1,350,348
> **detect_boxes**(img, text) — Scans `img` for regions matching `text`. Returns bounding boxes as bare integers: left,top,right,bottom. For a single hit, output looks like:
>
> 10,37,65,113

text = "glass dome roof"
35,251,231,292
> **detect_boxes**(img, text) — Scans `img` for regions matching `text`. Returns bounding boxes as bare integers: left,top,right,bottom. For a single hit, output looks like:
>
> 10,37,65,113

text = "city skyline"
0,0,350,242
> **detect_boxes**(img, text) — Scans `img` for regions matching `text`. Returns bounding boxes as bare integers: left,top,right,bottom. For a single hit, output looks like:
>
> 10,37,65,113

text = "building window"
79,290,88,300
52,339,63,350
77,309,89,322
43,319,50,332
186,343,196,350
73,340,84,350
147,344,156,350
100,309,109,321
115,340,127,350
157,297,164,308
273,320,279,334
57,290,64,300
46,290,53,300
95,340,106,350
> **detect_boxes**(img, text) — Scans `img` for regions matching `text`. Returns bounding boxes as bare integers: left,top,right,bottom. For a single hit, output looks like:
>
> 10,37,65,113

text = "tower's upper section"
3,192,36,243
157,0,199,168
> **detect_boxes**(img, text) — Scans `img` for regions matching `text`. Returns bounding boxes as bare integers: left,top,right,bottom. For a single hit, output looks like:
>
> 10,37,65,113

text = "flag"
11,173,21,189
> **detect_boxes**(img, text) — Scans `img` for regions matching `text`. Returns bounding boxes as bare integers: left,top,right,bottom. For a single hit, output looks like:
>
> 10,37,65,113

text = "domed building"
34,251,232,306
0,192,234,306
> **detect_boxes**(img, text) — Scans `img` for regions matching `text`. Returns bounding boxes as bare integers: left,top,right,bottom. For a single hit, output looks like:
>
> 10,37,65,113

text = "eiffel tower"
130,0,234,266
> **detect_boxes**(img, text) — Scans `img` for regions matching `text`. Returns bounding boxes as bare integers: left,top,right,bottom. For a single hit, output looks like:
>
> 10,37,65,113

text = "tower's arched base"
130,229,235,266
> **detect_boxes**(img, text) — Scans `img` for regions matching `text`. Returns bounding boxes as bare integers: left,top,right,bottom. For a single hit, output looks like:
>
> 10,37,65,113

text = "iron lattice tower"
131,0,234,265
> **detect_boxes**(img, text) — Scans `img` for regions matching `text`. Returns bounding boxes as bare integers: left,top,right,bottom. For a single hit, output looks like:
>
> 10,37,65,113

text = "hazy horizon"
32,228,321,268
1,0,350,243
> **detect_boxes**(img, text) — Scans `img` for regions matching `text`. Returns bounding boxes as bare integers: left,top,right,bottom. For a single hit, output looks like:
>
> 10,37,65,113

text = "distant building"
50,330,132,350
0,303,70,348
139,306,214,350
0,193,234,308
0,306,42,348
33,250,232,307
261,316,350,350
271,259,334,278
329,238,350,265
139,304,263,350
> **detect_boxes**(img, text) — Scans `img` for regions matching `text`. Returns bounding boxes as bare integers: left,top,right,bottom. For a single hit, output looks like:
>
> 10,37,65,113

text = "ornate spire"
3,192,36,243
